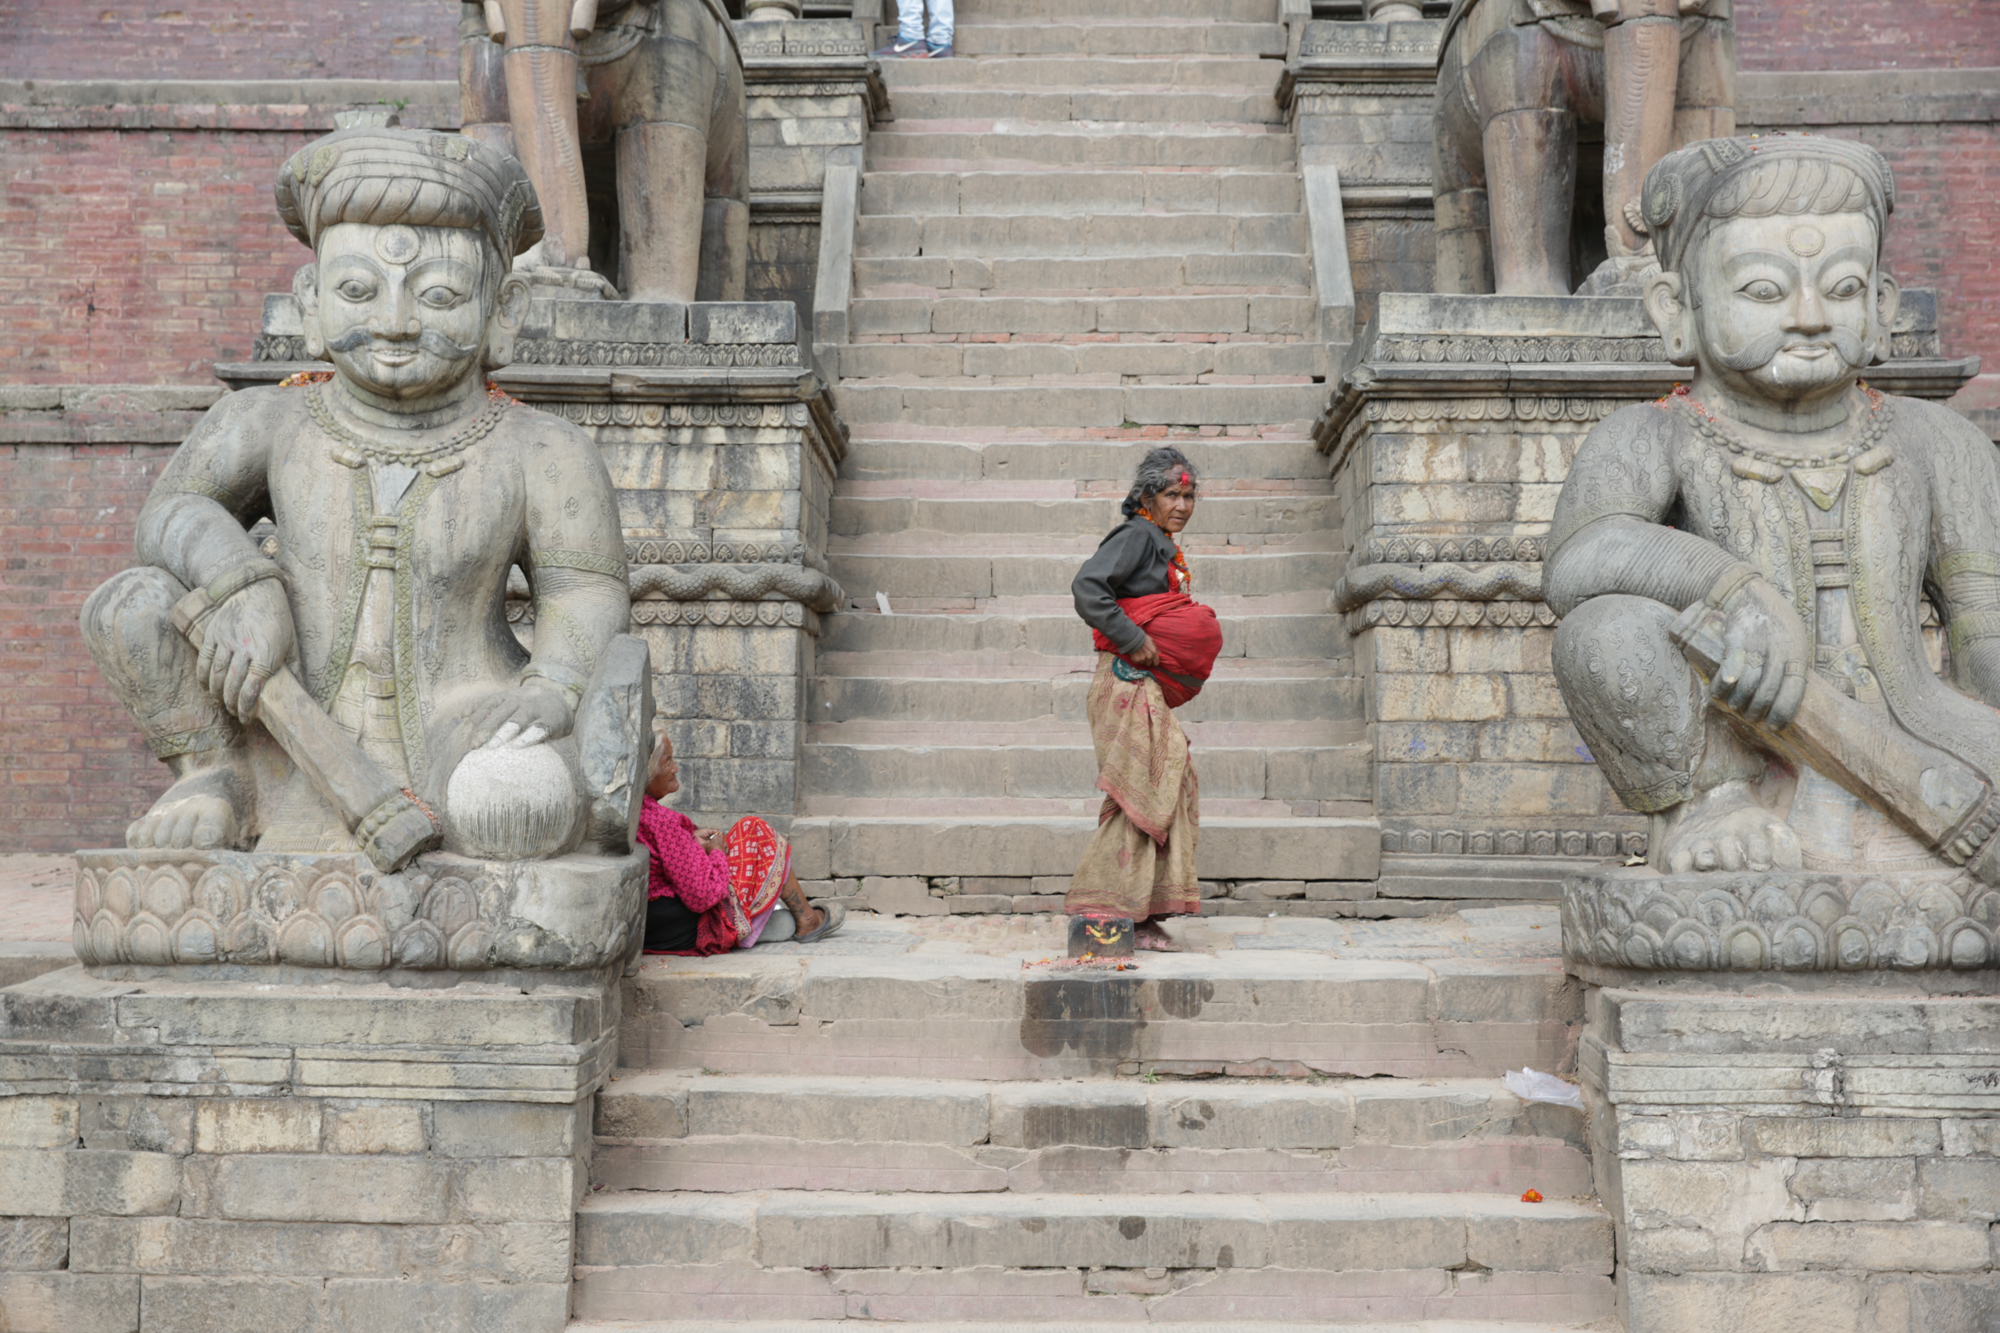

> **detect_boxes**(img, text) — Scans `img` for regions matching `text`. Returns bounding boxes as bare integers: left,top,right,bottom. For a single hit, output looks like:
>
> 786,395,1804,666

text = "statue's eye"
1741,279,1784,301
335,279,373,302
1828,276,1865,299
419,286,460,308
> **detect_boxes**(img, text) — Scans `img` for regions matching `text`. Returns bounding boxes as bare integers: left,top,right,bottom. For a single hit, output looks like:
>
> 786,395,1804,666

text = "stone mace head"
275,128,545,404
1640,136,1902,411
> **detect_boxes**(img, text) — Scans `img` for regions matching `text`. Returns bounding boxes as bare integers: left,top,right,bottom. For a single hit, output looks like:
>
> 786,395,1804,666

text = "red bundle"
1091,592,1223,707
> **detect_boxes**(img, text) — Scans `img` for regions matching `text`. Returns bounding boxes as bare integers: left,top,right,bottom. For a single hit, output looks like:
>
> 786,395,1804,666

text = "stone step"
860,170,1301,216
805,671,1362,726
885,86,1284,123
829,490,1333,538
837,432,1324,482
838,342,1326,387
945,20,1286,58
808,716,1360,747
570,1191,1613,1324
617,942,1569,1079
801,737,1371,803
593,1073,1588,1196
856,213,1308,259
852,254,1313,297
851,294,1317,336
818,610,1346,661
778,814,1381,888
878,56,1280,91
832,382,1327,428
593,1318,1608,1333
826,548,1340,600
868,127,1297,170
955,0,1279,20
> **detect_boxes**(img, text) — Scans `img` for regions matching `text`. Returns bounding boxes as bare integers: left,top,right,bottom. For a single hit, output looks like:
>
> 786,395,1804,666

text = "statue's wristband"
169,557,285,641
521,662,587,709
1704,565,1761,612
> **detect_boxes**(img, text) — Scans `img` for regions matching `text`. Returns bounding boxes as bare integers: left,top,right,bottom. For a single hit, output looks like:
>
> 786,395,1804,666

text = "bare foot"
1659,779,1801,874
126,762,247,851
1135,920,1180,952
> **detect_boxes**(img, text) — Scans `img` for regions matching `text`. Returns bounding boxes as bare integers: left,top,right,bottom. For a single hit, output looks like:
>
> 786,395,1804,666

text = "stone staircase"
566,911,1615,1328
792,0,1381,898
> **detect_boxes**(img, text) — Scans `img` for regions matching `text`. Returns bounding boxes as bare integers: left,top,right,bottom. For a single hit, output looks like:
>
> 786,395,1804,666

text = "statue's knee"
1552,595,1680,695
80,566,187,662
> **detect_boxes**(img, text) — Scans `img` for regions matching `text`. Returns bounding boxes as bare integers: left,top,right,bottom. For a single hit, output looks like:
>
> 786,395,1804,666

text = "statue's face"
309,222,497,402
1685,212,1882,400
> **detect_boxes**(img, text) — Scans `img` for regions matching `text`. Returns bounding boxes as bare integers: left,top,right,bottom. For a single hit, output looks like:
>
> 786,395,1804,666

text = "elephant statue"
1431,0,1734,296
459,0,749,303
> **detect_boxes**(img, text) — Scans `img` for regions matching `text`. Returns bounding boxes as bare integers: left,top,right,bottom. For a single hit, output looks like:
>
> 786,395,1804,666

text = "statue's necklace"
304,377,516,473
1670,384,1894,487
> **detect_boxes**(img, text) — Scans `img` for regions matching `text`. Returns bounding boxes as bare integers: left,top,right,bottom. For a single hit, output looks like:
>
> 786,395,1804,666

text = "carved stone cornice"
505,560,843,612
1345,597,1558,632
509,598,820,631
1335,560,1543,610
1385,827,1645,858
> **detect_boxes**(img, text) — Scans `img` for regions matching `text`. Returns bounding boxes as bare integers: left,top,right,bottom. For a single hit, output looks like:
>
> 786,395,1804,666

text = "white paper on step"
876,592,892,615
1503,1067,1584,1110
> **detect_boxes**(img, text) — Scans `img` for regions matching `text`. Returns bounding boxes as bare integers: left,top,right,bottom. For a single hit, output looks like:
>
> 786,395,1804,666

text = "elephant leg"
697,54,750,302
502,22,590,269
617,120,709,303
1672,13,1737,149
457,2,515,157
1482,108,1576,296
1431,61,1492,295
1601,13,1680,259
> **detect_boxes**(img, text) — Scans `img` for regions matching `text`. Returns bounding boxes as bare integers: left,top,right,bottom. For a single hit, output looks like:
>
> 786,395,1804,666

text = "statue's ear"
292,262,325,361
1645,270,1696,367
1871,270,1902,366
485,270,534,369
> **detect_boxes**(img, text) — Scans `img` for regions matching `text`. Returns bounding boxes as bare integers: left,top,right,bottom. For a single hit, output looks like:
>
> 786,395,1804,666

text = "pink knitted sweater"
636,798,730,911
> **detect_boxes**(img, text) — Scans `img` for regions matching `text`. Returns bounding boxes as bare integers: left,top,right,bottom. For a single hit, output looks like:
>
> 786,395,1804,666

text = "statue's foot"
126,763,246,850
1659,779,1802,874
1575,252,1660,298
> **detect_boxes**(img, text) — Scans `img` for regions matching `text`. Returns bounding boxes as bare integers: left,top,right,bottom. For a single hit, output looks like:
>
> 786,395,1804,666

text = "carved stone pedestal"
1316,292,1977,904
1567,867,2000,1332
221,293,848,834
0,964,617,1332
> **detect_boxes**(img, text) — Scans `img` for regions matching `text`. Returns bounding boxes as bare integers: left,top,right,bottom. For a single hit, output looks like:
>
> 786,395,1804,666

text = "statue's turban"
275,128,544,260
1642,135,1895,275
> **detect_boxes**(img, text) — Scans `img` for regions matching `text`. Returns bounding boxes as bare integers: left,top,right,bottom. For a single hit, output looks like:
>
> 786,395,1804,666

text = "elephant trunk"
494,0,591,271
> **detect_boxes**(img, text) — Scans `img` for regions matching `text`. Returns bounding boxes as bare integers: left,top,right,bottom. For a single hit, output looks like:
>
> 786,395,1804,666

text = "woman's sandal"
794,900,846,944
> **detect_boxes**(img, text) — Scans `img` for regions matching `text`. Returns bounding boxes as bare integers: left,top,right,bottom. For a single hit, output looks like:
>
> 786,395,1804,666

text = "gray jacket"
1072,517,1176,654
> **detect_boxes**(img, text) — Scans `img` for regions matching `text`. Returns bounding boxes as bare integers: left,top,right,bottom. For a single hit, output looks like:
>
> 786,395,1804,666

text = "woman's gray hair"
1121,446,1199,519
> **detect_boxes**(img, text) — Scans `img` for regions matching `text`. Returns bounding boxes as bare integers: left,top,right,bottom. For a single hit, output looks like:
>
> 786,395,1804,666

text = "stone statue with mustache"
80,127,641,864
1543,136,2000,877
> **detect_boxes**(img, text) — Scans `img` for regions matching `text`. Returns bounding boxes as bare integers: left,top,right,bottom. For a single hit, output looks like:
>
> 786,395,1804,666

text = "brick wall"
0,127,315,385
0,1,456,81
0,395,206,851
1738,0,2000,72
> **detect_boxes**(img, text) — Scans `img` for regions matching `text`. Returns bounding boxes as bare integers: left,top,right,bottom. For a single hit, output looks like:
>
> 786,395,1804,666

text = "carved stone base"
73,846,646,977
1563,863,2000,985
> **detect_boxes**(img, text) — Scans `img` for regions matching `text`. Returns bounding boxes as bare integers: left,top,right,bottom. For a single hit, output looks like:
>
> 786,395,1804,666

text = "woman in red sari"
637,726,844,954
1064,446,1222,950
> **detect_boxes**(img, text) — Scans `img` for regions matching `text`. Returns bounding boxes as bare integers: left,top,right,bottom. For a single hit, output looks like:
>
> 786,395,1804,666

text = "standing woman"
1064,447,1223,952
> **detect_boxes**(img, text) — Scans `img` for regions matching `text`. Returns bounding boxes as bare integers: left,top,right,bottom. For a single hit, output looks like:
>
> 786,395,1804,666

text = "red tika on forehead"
1179,471,1190,485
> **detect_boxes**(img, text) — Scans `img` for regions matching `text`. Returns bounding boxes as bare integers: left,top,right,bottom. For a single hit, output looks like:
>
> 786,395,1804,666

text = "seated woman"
637,725,845,954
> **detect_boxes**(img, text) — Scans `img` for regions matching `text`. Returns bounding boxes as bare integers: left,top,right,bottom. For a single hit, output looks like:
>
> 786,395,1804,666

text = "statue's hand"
197,580,296,721
467,682,576,751
1712,578,1811,730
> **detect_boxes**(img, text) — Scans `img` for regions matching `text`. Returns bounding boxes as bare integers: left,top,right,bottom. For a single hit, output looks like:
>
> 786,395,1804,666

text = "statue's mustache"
1712,327,1870,373
326,326,478,361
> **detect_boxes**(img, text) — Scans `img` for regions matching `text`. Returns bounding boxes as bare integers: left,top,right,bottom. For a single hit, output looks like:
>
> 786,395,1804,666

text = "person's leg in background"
925,0,953,56
873,0,930,57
